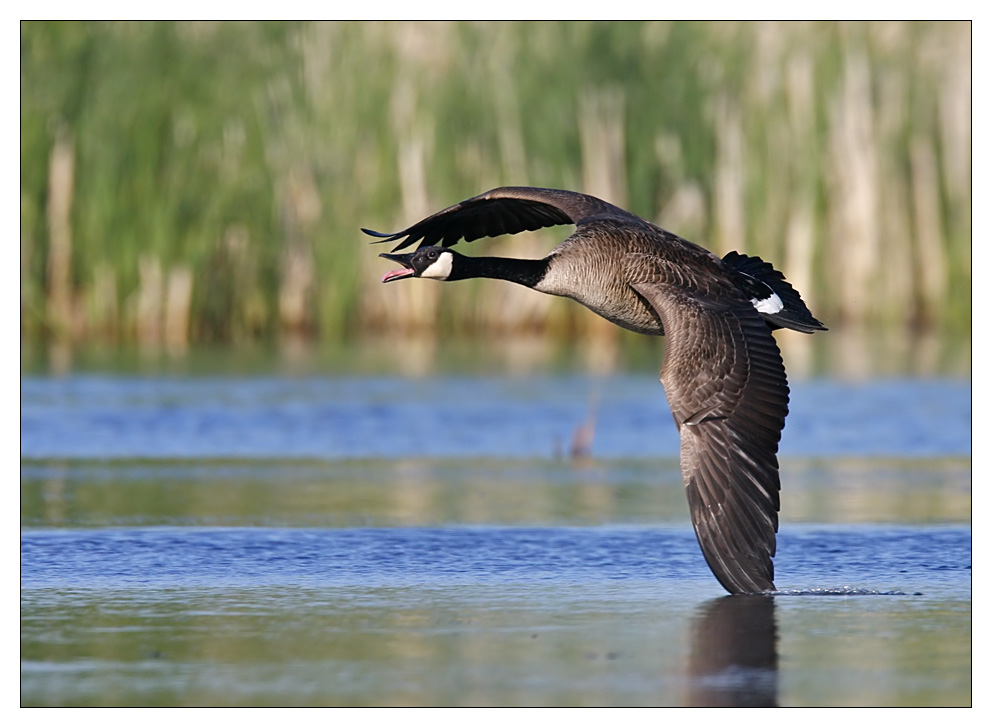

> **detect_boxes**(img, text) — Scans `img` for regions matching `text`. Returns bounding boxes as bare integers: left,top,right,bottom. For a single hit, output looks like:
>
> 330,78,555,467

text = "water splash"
773,586,923,596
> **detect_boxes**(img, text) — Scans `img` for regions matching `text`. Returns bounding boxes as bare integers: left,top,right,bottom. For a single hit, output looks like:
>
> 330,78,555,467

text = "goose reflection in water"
685,595,778,707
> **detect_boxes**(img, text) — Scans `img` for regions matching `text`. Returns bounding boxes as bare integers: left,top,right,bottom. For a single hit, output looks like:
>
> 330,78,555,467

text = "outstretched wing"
633,279,788,594
362,186,637,252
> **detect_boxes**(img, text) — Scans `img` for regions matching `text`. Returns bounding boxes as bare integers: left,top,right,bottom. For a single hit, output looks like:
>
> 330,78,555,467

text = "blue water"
19,375,971,459
20,524,970,596
20,373,972,706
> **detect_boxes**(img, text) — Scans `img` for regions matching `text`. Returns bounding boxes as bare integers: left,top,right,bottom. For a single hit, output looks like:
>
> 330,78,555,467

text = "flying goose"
364,186,826,594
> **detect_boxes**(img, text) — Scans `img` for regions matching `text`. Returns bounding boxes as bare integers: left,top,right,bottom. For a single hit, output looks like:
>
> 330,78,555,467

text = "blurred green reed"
20,21,971,351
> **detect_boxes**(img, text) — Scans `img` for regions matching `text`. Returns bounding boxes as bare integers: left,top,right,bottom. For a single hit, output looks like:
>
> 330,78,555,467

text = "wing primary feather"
362,186,641,253
634,279,783,594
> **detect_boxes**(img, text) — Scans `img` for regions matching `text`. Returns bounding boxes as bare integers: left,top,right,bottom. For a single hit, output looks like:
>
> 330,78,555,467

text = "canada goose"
364,186,826,594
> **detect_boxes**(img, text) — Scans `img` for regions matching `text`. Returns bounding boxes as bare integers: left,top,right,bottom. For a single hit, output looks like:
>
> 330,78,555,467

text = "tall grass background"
20,21,971,359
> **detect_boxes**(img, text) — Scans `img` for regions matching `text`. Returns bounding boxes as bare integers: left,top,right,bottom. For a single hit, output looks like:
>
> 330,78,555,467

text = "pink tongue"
382,267,414,282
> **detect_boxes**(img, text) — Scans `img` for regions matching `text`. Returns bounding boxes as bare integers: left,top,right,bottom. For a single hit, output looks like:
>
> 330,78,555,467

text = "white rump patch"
421,251,454,280
751,292,784,314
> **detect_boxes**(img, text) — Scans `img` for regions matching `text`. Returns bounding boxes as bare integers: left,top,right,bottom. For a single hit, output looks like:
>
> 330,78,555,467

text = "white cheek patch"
751,292,784,314
421,253,453,280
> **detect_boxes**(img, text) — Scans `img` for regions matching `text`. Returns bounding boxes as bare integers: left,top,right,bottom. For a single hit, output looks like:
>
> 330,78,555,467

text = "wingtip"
361,227,397,241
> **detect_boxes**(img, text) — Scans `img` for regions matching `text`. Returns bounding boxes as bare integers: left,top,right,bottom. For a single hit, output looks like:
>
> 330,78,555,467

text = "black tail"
723,251,827,334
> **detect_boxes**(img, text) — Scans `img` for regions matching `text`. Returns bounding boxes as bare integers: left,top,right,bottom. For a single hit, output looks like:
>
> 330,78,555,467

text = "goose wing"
632,279,787,594
362,186,638,252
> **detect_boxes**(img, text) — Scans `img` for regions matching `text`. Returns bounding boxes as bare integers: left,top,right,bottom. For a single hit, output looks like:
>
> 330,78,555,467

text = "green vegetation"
21,21,971,350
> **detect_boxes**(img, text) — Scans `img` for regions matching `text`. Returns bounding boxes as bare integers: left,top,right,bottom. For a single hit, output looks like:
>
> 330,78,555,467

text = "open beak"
379,252,416,283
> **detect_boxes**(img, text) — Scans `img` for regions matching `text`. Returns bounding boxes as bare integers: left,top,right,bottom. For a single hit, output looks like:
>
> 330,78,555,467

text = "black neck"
449,255,551,289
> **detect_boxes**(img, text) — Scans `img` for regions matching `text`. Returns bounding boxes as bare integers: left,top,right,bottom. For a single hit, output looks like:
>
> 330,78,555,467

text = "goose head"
380,247,456,282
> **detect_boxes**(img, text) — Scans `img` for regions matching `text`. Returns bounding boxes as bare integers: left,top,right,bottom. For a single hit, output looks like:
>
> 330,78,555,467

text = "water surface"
21,371,971,706
20,375,970,459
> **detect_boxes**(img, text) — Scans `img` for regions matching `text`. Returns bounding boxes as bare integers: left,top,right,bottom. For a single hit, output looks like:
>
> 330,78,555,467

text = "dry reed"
20,21,971,352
